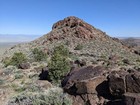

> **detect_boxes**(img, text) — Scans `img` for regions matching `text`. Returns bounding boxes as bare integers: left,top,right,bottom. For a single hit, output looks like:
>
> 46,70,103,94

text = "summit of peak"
52,16,91,30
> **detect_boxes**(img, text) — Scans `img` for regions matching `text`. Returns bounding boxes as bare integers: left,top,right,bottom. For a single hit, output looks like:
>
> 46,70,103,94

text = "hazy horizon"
0,34,41,42
0,34,140,43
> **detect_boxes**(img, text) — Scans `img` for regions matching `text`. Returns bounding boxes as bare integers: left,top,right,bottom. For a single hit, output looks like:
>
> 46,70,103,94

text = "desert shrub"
3,58,11,67
74,44,83,50
8,87,72,105
122,59,130,65
48,53,70,83
48,45,70,83
3,52,27,67
3,66,16,75
11,83,26,93
14,74,24,79
53,45,69,57
32,48,48,61
0,79,4,85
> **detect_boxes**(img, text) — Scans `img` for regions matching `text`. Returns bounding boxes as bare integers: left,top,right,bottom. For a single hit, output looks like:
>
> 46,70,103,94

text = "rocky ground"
0,16,140,105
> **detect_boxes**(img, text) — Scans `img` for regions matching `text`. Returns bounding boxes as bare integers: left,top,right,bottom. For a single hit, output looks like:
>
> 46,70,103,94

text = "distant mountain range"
0,34,139,43
0,34,41,42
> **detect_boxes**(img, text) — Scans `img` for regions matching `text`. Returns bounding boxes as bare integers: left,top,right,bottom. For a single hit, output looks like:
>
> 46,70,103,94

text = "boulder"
62,66,106,94
18,63,30,69
123,93,140,105
62,66,108,105
108,71,128,97
75,76,106,94
126,73,140,93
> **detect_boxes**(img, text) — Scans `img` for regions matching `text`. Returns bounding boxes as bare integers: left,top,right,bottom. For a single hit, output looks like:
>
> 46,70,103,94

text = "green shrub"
53,45,69,57
14,74,24,79
48,45,70,83
74,44,83,50
48,53,70,83
11,83,26,93
0,79,4,85
3,52,27,67
32,48,48,61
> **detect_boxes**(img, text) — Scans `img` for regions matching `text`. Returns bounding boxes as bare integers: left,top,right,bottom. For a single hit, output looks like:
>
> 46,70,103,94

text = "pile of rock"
108,70,140,105
62,66,108,105
62,65,140,105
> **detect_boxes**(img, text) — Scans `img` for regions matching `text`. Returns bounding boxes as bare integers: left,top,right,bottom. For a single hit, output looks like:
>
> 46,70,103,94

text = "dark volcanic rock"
126,73,140,93
62,66,106,94
123,93,140,105
108,71,128,97
62,66,108,105
108,70,140,99
39,67,49,80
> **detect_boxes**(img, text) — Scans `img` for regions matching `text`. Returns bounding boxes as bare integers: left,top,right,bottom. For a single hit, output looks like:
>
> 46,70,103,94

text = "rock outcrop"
62,66,109,105
62,65,140,105
107,70,140,105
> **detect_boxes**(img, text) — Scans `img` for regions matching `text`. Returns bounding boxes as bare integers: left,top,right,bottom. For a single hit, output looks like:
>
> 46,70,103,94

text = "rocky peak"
52,16,92,30
47,16,107,41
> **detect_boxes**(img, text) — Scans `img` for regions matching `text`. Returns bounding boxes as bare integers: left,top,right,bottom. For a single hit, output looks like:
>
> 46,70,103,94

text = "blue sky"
0,0,140,42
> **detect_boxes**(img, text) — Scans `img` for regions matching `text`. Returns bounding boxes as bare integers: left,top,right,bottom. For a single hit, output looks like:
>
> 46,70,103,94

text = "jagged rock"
108,71,140,97
62,66,108,105
126,73,140,93
123,93,140,105
18,63,30,69
108,71,128,97
62,66,106,94
47,16,106,41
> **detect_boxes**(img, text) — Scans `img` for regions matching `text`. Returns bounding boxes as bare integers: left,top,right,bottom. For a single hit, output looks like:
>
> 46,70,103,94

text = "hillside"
2,16,140,64
0,16,140,105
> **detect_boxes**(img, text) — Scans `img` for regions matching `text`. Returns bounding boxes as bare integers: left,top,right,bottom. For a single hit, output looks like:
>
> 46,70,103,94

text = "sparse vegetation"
74,44,83,50
0,79,4,85
3,52,27,67
53,45,69,57
14,74,24,79
8,87,72,105
11,83,26,93
32,48,48,61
